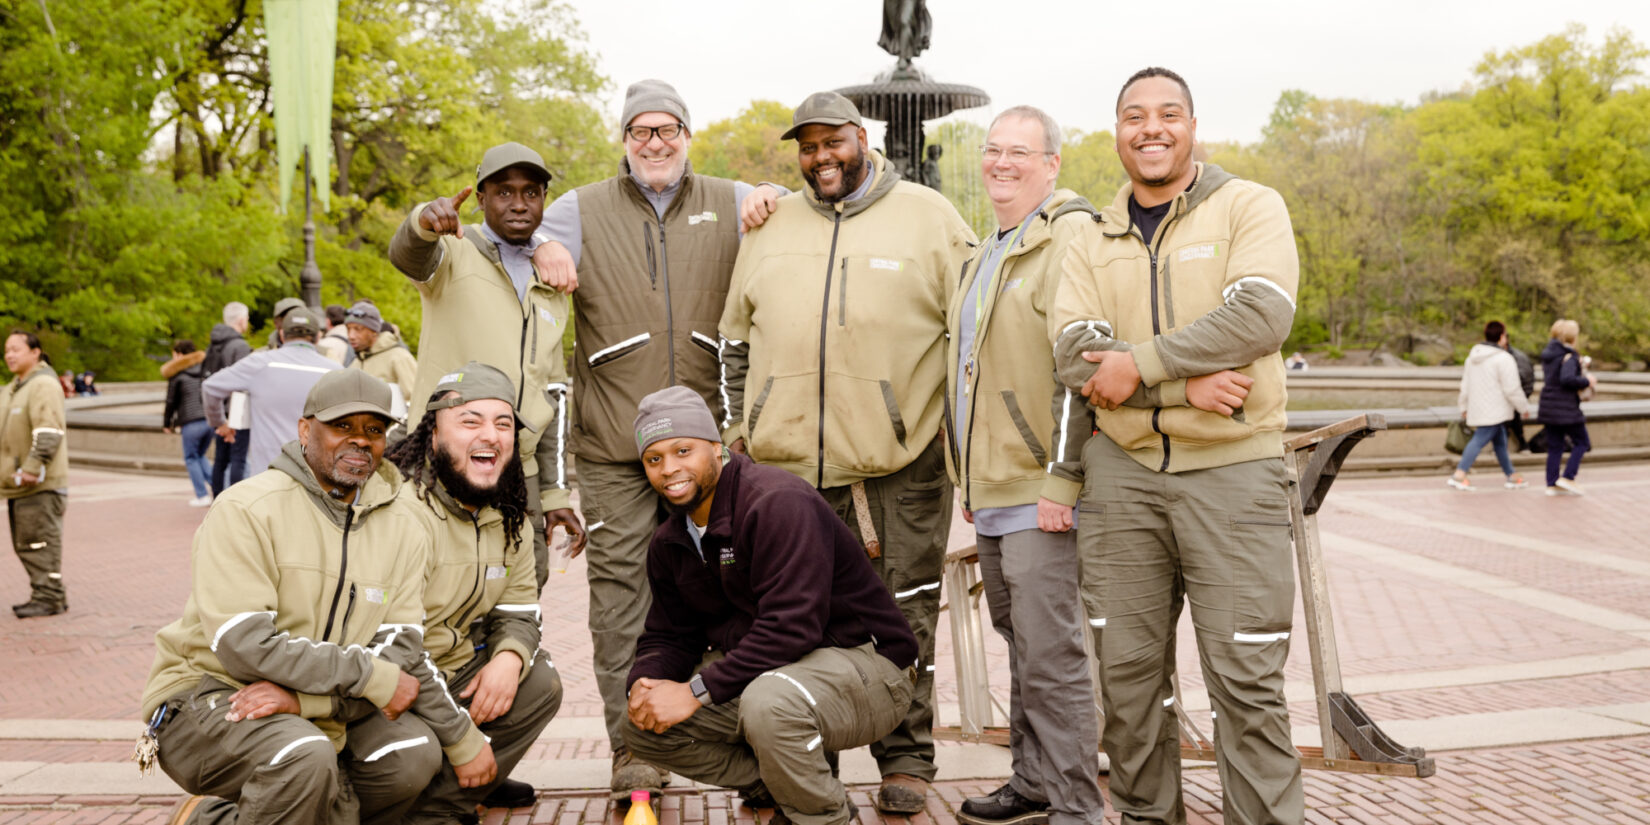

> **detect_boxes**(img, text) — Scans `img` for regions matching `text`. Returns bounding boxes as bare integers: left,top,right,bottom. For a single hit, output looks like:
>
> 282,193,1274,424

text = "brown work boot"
166,795,206,825
876,773,930,814
610,744,666,802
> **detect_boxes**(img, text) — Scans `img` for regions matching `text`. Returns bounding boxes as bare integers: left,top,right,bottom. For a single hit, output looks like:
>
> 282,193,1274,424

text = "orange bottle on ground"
624,791,657,825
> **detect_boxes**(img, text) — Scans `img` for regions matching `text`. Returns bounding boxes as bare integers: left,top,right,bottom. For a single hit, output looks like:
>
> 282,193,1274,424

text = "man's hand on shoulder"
740,184,780,232
532,241,578,292
454,742,498,788
1186,370,1253,417
627,677,699,733
418,186,473,239
225,681,300,722
1080,350,1141,410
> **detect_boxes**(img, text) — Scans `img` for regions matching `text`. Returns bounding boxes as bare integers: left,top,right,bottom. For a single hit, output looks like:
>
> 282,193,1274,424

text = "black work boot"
13,600,66,618
481,776,537,809
958,782,1051,825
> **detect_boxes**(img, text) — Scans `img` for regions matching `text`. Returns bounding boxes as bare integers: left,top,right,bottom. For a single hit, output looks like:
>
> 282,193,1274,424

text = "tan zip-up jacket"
352,329,418,402
400,477,541,765
140,445,456,754
945,190,1097,510
1050,164,1299,473
721,151,975,488
390,215,572,513
568,161,741,464
0,362,67,498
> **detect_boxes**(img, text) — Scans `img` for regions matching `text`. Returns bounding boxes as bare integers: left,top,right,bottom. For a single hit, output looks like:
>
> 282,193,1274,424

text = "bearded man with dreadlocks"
380,361,563,822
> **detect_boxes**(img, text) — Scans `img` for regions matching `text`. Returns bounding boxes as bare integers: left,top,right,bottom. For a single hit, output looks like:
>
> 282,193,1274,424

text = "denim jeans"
210,429,249,497
1456,422,1515,476
178,418,214,499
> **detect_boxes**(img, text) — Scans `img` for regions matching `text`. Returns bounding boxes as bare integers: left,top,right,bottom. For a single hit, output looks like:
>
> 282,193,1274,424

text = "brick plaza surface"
2,461,1649,823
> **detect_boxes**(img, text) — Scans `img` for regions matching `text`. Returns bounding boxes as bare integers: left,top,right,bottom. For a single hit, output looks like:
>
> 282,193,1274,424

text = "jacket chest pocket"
836,255,928,327
1161,237,1233,328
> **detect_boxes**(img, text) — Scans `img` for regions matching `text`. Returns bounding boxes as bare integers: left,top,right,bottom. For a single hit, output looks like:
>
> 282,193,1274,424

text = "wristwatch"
689,673,713,706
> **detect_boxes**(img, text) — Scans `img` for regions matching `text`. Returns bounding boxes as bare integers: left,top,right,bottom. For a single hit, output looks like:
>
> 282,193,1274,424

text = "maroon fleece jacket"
626,454,919,704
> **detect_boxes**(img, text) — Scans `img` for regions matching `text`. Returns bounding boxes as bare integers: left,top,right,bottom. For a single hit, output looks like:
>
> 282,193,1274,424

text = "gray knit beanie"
621,79,691,134
634,386,720,456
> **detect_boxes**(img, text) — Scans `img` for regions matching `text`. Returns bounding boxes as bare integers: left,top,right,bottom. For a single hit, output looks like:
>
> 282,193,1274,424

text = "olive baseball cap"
476,142,551,187
303,369,395,423
281,310,321,338
272,297,306,319
781,91,864,141
425,361,534,430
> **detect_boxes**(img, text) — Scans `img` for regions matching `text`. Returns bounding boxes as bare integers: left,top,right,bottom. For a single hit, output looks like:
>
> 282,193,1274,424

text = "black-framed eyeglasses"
980,144,1054,163
625,122,686,143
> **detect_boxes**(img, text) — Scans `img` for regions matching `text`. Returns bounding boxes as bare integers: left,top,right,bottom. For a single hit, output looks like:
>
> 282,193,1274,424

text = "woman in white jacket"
1449,320,1531,490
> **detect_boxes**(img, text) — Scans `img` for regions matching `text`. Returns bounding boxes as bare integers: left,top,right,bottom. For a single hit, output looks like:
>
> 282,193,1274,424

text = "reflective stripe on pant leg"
1081,433,1184,825
576,459,663,750
1170,456,1303,825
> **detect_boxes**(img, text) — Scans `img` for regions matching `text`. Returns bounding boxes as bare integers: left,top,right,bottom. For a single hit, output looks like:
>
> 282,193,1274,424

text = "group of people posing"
127,65,1311,825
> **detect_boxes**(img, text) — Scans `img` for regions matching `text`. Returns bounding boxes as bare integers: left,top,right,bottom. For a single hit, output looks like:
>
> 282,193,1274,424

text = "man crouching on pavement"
384,361,563,821
138,370,443,825
621,386,921,825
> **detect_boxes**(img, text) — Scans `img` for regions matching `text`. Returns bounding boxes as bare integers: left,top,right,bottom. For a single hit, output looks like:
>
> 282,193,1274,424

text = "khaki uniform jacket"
400,478,542,764
720,151,976,488
390,215,572,513
0,362,68,498
139,445,465,755
568,160,741,464
352,329,418,402
945,190,1097,510
1050,164,1299,473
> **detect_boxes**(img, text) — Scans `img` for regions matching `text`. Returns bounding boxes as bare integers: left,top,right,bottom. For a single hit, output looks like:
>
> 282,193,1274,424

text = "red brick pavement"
4,736,1650,823
4,463,1650,823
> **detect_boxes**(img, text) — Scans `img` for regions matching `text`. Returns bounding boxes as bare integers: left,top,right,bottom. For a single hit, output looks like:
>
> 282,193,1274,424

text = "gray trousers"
818,437,950,781
1078,433,1303,825
623,644,914,825
348,651,563,824
977,527,1104,825
8,490,66,606
524,472,550,593
575,457,663,751
155,678,358,825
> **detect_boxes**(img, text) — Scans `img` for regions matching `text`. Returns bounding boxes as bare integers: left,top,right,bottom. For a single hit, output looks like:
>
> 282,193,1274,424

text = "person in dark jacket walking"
622,387,919,825
1538,319,1596,496
1501,338,1537,452
202,302,254,495
161,340,213,506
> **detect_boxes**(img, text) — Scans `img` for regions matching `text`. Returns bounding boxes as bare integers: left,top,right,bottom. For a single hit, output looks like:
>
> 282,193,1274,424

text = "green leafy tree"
689,100,803,191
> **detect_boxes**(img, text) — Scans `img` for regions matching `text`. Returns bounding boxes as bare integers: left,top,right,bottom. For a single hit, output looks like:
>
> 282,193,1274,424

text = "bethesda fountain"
835,0,990,191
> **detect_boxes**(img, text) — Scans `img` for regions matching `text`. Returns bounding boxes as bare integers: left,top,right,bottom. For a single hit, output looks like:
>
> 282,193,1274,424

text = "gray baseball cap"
272,297,306,319
426,361,534,431
476,142,551,187
781,91,864,141
303,369,395,423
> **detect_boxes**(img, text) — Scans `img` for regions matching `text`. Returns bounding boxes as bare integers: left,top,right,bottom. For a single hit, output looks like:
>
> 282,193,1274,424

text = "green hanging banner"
264,0,338,213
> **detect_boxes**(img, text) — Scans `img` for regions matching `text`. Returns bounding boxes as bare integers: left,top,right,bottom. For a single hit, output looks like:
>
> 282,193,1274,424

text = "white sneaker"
1545,487,1562,496
1555,478,1585,496
188,495,213,508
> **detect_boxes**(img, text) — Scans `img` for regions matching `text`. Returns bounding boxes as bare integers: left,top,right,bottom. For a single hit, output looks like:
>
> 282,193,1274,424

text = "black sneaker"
958,783,1050,825
13,601,66,618
739,781,776,809
481,777,537,809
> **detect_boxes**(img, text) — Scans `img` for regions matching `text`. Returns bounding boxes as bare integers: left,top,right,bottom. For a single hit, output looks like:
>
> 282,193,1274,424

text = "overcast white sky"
565,0,1649,144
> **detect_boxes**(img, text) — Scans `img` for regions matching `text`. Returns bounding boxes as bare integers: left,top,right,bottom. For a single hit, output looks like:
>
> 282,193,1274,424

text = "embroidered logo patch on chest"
870,258,903,271
1177,243,1221,262
486,565,508,580
719,546,736,566
538,307,557,324
687,211,719,226
362,587,385,604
